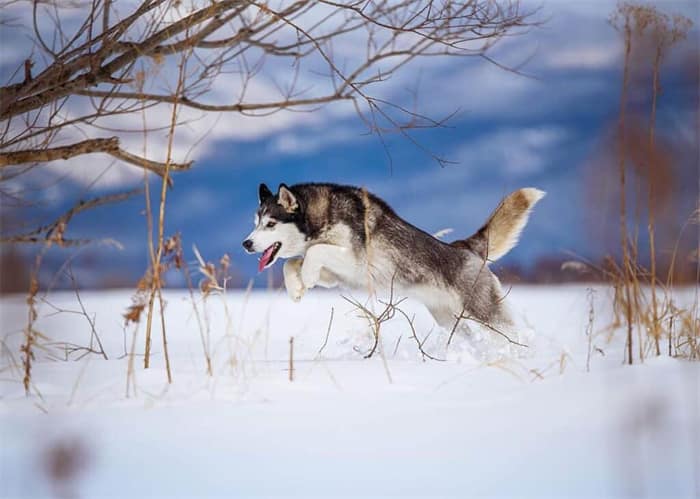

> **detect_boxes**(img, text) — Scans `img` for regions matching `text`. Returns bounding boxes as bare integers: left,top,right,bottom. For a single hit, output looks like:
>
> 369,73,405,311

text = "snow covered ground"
1,285,698,498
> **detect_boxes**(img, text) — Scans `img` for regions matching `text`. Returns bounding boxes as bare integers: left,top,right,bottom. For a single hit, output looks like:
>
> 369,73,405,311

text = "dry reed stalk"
217,255,237,374
139,86,156,368
586,288,596,372
396,309,445,362
361,187,375,298
648,11,691,355
614,7,634,365
125,319,140,398
647,38,661,356
360,187,393,382
22,253,42,395
668,315,673,357
142,50,191,380
342,292,395,382
316,307,335,358
183,262,212,376
193,245,220,376
156,288,172,383
38,266,109,362
607,4,694,364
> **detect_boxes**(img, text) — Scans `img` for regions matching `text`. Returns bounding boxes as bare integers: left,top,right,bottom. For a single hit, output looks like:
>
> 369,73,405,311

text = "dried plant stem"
585,288,596,372
647,42,662,355
156,288,172,383
201,295,213,369
616,13,634,365
396,309,445,362
141,90,156,369
288,337,294,382
65,266,107,360
125,324,139,398
143,52,189,376
219,280,235,374
358,188,392,381
22,251,43,395
317,307,335,357
183,265,212,376
361,187,375,297
143,281,157,369
142,114,156,268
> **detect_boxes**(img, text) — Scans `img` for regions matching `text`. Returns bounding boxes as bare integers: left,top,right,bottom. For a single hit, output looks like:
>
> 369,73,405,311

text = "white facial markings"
259,214,272,229
244,211,308,265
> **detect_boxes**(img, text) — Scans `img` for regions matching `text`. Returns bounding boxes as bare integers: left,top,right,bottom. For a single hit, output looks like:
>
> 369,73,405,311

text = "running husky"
243,183,544,331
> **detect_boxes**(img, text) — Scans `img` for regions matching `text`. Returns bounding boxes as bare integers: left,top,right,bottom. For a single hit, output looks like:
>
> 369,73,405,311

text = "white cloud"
455,126,569,176
372,124,569,208
269,126,358,156
544,45,621,70
169,186,221,221
45,155,145,191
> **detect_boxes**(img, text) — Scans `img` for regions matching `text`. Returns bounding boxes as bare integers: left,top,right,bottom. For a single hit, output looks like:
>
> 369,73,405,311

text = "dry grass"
605,2,697,363
17,192,137,396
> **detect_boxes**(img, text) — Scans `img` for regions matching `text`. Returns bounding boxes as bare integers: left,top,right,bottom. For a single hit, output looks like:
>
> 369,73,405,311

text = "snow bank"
1,285,698,498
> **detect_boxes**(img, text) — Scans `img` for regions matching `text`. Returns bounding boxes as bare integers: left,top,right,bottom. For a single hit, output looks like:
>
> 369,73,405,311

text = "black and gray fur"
243,182,544,332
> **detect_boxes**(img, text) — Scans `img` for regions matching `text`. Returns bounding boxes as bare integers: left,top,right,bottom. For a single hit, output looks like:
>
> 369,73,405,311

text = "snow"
1,285,698,498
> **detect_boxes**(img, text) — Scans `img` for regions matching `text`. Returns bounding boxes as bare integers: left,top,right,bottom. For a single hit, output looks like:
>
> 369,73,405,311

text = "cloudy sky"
1,0,698,288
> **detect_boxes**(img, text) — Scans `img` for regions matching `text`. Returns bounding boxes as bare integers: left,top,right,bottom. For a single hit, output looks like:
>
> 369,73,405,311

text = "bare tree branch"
0,137,192,181
74,89,353,113
109,147,192,179
0,137,120,167
1,188,141,245
1,0,535,242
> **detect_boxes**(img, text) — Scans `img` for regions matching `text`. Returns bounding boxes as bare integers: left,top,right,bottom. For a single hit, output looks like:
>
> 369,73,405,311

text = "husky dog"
243,183,544,332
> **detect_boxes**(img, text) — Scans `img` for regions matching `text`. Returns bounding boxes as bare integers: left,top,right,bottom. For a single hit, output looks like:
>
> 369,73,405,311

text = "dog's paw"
287,277,306,302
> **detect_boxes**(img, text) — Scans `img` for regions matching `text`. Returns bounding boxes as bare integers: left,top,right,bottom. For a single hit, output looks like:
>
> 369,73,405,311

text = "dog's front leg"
300,244,350,291
283,258,305,302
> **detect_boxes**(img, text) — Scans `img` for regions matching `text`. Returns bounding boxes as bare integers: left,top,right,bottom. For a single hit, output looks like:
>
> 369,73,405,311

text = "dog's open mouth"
258,242,281,272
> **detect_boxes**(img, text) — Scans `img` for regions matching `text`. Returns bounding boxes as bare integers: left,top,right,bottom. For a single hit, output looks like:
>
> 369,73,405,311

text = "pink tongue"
258,245,275,272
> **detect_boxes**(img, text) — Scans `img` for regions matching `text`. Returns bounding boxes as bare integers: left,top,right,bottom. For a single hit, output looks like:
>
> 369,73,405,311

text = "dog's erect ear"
277,183,299,212
259,183,273,204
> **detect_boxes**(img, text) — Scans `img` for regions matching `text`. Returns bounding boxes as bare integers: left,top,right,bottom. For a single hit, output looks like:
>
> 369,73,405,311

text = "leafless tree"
1,0,533,208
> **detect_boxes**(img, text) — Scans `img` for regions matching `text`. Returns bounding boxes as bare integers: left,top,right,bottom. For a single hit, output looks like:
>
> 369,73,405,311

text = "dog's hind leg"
427,306,461,331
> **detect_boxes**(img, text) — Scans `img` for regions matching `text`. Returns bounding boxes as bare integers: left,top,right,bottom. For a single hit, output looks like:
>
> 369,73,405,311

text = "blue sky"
1,0,698,288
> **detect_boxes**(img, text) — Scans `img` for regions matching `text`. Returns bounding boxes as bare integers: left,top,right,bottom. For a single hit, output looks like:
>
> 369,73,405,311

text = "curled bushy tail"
452,188,545,261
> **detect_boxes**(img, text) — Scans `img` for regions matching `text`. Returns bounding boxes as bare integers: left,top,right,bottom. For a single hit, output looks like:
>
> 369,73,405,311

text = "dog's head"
242,183,307,271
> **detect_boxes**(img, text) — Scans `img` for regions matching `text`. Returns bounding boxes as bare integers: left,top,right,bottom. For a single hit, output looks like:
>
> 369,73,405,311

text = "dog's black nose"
242,239,254,252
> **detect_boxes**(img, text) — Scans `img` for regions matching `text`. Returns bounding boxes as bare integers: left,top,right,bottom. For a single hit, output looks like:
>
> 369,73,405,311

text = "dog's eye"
266,221,276,228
